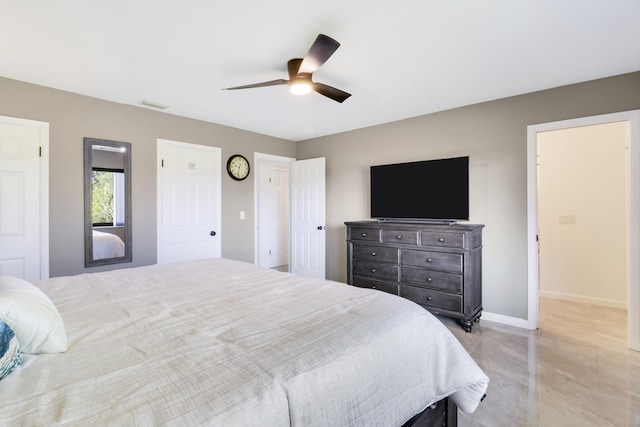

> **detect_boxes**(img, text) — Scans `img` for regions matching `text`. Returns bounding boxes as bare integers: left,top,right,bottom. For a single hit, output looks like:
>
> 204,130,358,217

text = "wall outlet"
559,215,576,224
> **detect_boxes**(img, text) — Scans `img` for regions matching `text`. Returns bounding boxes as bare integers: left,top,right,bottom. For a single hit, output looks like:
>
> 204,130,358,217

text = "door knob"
317,226,324,230
210,231,216,236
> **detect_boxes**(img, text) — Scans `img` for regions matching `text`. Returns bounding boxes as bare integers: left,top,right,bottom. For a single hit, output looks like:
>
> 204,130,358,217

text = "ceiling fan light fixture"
290,81,312,95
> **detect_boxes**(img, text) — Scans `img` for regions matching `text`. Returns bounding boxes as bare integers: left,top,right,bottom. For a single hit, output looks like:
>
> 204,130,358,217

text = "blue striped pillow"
0,320,22,380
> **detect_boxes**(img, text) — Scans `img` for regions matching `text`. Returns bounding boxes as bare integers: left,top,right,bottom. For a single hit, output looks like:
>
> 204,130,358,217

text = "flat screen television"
370,156,469,221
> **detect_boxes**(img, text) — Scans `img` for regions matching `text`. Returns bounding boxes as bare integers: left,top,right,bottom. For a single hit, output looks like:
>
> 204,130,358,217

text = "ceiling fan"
223,34,351,103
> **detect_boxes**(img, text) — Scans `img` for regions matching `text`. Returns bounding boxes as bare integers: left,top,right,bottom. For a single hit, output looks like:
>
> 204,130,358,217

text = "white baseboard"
481,311,532,330
539,290,626,309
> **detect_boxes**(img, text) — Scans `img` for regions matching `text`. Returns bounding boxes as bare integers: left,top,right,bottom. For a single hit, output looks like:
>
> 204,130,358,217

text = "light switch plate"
559,215,576,224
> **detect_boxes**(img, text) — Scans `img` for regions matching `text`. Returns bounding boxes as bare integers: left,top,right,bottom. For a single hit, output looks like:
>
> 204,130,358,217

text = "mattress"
0,258,488,426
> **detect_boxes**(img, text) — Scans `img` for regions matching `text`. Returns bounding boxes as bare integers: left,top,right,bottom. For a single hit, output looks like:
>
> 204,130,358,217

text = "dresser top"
344,220,484,231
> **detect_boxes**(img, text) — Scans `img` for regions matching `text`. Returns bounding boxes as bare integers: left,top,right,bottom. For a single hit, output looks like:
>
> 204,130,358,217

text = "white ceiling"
2,1,640,141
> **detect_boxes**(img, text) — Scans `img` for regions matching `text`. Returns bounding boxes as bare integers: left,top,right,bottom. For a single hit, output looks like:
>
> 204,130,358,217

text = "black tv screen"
370,156,469,221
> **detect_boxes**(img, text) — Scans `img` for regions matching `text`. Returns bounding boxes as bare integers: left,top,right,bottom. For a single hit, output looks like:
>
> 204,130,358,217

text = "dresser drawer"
421,231,465,248
402,249,463,273
346,221,484,332
382,229,418,245
402,267,463,293
353,244,398,263
353,260,399,282
352,277,399,295
402,285,462,313
351,227,381,242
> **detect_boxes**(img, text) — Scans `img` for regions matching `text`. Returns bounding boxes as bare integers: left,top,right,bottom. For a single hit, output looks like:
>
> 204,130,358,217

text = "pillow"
0,276,67,354
0,320,22,380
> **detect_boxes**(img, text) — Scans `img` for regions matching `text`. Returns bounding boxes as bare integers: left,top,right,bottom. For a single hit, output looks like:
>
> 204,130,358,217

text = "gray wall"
298,72,640,320
3,72,639,320
0,77,296,277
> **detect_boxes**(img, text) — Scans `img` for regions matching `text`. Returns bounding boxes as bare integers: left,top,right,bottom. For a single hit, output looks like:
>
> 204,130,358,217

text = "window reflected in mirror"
84,138,132,267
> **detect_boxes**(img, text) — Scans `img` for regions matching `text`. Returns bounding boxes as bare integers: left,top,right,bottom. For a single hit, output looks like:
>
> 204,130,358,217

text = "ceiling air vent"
140,99,169,110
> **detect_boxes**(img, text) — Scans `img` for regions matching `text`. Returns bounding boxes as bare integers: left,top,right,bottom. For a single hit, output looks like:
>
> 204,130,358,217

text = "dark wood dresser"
345,221,484,332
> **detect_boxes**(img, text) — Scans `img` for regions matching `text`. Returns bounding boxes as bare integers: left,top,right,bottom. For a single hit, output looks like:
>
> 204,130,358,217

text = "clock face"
227,155,250,181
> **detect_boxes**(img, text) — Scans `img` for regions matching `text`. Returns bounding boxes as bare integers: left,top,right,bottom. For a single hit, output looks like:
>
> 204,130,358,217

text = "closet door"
0,116,49,280
157,139,221,263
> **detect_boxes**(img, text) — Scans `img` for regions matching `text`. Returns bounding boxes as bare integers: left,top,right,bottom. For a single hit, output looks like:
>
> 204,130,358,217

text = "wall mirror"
84,137,132,267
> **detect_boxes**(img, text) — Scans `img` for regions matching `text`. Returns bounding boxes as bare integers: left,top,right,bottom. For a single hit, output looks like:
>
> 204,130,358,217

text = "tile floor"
439,297,640,427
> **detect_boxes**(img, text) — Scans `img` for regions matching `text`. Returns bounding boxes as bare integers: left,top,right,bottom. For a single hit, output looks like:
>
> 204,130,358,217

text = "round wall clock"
226,154,250,181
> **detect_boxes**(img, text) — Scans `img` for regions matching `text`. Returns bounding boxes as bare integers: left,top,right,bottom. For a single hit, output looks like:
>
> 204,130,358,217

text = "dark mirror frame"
84,137,132,267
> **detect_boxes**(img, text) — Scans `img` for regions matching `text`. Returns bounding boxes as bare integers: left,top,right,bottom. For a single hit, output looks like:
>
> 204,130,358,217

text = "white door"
0,116,49,280
157,139,221,264
290,157,326,279
257,161,290,268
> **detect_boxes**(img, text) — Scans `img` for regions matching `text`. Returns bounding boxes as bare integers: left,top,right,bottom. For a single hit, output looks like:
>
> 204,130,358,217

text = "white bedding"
92,229,125,259
0,258,488,426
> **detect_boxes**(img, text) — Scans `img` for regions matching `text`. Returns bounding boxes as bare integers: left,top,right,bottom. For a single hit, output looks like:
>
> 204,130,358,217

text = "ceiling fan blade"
312,83,351,103
223,79,288,90
299,34,340,74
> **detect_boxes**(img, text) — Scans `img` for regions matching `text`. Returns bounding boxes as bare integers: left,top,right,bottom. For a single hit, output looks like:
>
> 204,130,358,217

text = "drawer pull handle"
396,235,402,239
371,269,377,273
426,296,433,301
426,258,432,263
362,233,367,237
426,277,432,282
371,252,376,256
438,238,445,242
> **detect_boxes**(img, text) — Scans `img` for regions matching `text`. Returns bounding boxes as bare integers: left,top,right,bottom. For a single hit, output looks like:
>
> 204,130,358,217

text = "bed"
92,229,125,260
0,258,488,426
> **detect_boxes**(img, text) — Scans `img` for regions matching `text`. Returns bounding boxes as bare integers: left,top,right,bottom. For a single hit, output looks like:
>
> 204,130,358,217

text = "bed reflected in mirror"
84,138,132,267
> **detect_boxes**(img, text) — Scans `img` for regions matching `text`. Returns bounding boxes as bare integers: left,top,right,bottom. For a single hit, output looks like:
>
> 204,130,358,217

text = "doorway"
527,110,640,351
254,153,294,269
537,122,628,349
254,155,327,279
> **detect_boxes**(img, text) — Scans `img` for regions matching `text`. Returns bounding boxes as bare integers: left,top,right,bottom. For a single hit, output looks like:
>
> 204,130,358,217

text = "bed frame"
403,397,457,427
